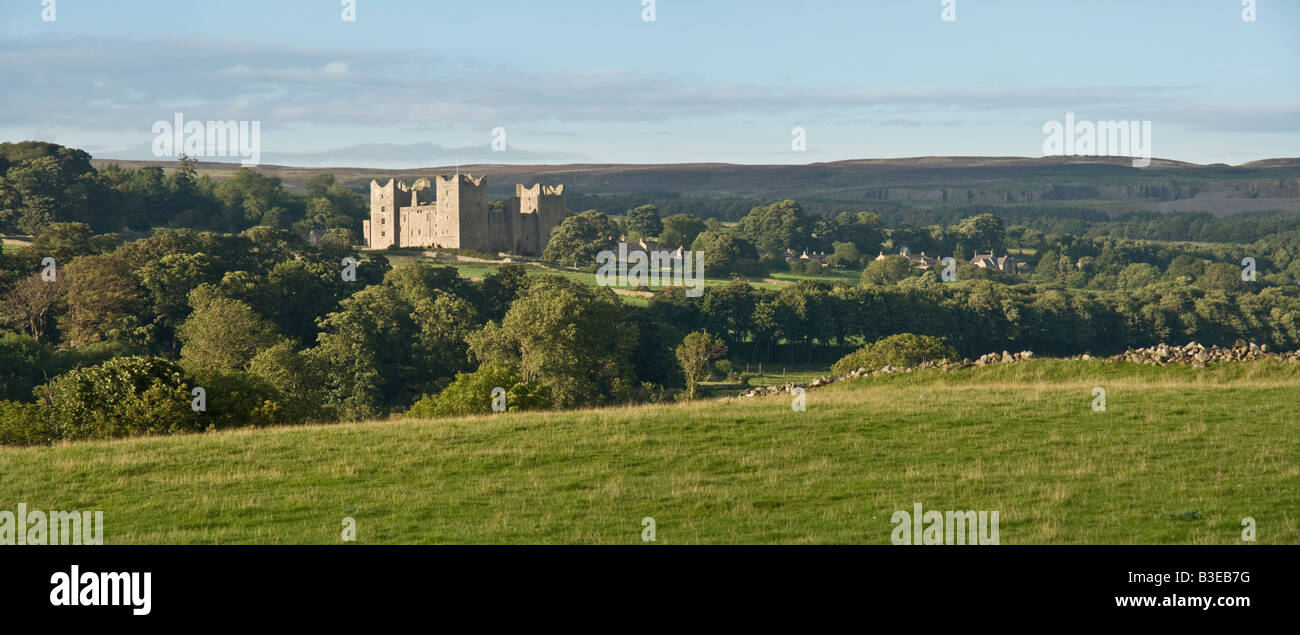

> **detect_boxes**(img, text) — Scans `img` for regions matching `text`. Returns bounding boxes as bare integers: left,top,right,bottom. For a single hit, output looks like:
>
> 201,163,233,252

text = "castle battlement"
436,174,487,187
362,173,567,256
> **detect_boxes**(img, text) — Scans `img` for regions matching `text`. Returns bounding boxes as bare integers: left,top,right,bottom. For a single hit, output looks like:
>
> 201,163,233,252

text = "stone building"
971,252,1019,273
878,247,941,271
363,174,566,256
787,249,828,264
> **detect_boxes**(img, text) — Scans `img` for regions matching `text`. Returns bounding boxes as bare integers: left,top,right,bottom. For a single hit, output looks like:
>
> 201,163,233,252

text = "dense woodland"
4,141,1300,445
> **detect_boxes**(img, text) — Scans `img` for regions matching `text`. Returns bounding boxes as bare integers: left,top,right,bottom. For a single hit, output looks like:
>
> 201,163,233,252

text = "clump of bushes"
713,359,736,380
0,355,300,446
790,260,823,275
406,362,550,418
0,333,139,402
41,356,202,441
831,333,958,376
628,381,680,404
0,401,53,446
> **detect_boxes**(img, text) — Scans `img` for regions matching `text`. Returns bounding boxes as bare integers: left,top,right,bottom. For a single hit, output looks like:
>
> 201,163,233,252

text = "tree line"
0,141,365,237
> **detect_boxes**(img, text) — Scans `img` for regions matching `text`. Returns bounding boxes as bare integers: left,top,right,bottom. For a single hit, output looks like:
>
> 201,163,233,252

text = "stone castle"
363,174,566,255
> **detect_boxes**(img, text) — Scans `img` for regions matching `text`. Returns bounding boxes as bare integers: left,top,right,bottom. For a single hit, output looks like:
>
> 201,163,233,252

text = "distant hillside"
90,155,1300,214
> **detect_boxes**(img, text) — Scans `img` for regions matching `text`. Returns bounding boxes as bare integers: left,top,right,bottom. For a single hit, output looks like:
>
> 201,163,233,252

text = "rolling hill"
90,156,1300,211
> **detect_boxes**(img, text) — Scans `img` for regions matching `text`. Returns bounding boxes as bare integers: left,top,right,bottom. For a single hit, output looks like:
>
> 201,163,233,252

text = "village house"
634,239,685,266
787,249,828,263
877,248,941,271
972,252,1019,273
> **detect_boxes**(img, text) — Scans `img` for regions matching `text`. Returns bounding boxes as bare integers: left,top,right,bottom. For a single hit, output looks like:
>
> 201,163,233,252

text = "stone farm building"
363,174,566,256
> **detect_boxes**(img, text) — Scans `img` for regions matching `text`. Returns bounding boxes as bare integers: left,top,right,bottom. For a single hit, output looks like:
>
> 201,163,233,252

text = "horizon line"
82,154,1300,172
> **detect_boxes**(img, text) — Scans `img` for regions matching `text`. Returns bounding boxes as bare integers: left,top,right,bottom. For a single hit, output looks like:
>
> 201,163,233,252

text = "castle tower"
512,183,566,255
435,174,489,251
366,179,400,249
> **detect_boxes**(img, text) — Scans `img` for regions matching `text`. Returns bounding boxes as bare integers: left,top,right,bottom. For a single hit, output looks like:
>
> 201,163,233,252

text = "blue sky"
2,0,1297,167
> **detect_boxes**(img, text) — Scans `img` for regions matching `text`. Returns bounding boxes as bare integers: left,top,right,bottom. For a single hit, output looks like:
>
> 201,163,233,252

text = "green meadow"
2,359,1296,544
369,249,809,294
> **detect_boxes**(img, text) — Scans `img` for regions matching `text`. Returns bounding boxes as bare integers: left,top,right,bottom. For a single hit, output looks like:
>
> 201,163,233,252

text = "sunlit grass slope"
2,360,1296,544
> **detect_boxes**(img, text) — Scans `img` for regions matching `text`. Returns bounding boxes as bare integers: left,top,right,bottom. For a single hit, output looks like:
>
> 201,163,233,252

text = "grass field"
2,238,33,253
372,254,805,299
3,359,1297,544
768,269,861,285
366,247,918,306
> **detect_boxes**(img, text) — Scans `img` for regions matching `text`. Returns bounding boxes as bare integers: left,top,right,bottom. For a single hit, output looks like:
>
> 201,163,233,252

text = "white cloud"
2,33,1296,165
321,61,349,77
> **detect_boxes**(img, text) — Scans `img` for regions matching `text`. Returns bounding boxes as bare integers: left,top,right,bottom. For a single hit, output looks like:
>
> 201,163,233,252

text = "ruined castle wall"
516,211,539,255
503,197,526,254
513,185,538,254
399,205,457,248
486,204,514,254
